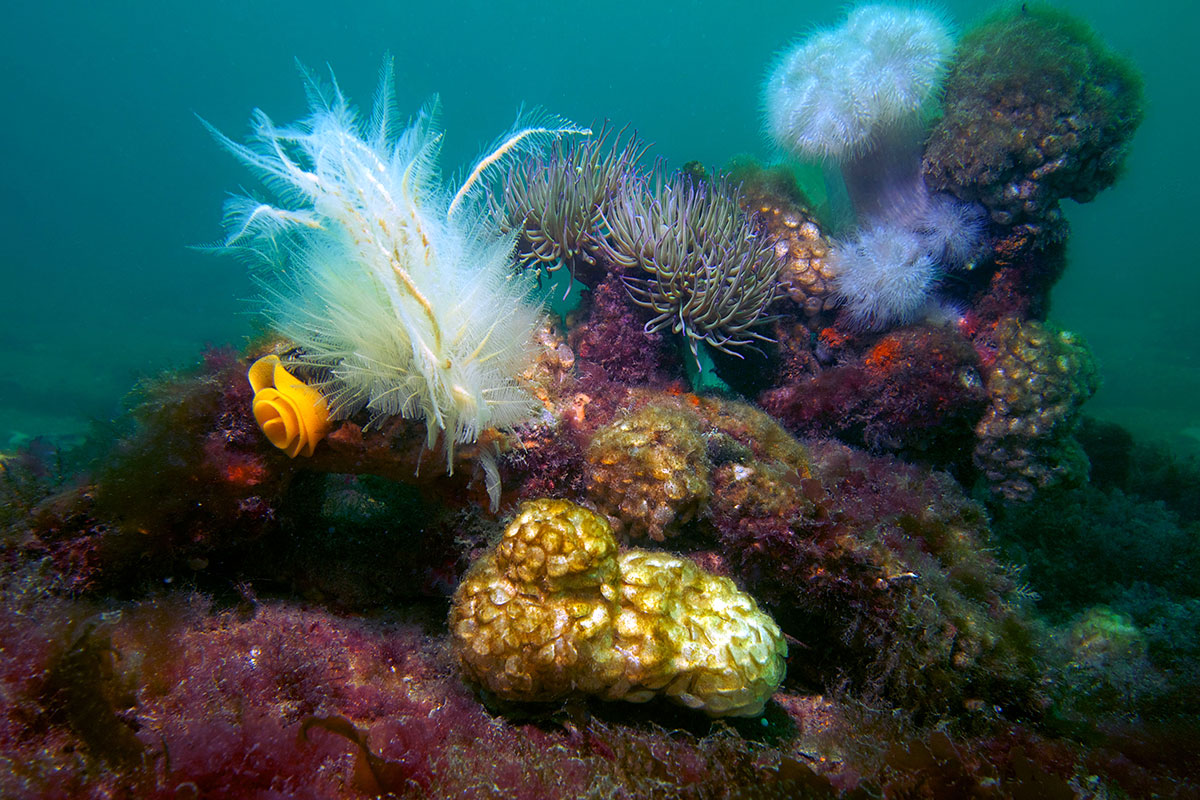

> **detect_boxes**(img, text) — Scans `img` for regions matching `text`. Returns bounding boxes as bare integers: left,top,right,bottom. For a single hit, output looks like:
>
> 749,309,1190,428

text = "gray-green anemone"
603,176,783,361
496,125,648,275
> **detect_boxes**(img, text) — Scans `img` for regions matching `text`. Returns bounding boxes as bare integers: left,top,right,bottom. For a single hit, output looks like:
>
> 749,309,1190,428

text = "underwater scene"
1,0,1198,797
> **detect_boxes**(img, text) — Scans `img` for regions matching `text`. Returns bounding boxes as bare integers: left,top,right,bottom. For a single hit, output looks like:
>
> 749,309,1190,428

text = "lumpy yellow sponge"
585,405,711,541
450,499,787,717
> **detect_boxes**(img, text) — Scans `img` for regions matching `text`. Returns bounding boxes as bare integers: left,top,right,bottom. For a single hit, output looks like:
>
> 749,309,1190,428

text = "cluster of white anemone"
764,4,952,162
765,4,987,333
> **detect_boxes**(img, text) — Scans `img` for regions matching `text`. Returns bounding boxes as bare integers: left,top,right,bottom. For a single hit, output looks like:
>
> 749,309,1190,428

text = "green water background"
0,1,1193,453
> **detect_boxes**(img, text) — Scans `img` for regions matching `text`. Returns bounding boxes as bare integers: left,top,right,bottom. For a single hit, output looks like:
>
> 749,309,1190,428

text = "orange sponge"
247,355,330,458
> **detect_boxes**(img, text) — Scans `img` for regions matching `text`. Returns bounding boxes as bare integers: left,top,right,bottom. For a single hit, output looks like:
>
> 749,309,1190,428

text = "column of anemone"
498,153,562,269
672,183,728,349
702,182,781,352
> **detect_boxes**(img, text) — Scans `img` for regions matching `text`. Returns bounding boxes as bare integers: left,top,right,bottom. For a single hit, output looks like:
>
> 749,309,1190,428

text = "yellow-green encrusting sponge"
449,499,787,717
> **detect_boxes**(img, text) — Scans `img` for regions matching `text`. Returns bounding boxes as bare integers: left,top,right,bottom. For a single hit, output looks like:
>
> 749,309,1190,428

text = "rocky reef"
4,4,1195,799
924,4,1144,249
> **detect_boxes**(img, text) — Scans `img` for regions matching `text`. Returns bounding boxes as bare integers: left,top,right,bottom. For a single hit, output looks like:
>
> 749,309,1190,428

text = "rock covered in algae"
449,498,787,717
923,5,1143,244
752,195,836,318
731,160,837,317
771,208,837,318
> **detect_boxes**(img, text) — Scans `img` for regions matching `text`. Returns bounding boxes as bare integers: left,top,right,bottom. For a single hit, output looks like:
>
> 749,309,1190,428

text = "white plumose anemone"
764,4,953,226
830,222,940,332
915,193,988,268
207,63,584,508
763,3,952,162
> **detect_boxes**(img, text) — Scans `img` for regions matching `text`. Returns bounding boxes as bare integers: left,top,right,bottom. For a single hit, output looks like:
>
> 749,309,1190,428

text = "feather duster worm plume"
206,60,586,508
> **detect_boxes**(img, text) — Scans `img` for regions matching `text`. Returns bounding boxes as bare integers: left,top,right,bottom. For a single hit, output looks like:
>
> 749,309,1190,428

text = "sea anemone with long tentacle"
602,175,782,363
495,124,648,280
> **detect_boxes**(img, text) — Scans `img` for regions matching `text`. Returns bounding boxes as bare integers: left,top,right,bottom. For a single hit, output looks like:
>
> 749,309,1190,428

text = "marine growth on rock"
923,4,1144,244
974,317,1099,501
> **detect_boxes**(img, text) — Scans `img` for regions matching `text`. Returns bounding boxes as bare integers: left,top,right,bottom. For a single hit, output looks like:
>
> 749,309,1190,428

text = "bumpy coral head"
494,499,620,592
764,3,952,161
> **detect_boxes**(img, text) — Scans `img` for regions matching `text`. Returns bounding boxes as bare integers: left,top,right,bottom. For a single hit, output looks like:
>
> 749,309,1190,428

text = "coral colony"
16,4,1200,799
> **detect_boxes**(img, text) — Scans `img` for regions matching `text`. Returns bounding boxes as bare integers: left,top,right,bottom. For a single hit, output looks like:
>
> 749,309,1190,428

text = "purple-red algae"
567,272,682,392
3,319,1196,797
711,435,1043,718
763,325,989,468
3,434,1199,798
